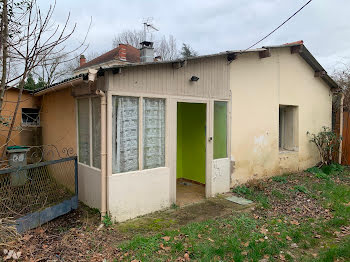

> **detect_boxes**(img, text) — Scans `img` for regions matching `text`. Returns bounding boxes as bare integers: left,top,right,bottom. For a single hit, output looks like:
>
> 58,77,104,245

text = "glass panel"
143,98,165,169
78,98,90,165
214,101,227,159
92,97,101,168
112,96,139,173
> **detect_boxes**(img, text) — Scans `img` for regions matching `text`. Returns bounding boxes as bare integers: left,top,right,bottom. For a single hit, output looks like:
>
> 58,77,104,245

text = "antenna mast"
142,17,159,42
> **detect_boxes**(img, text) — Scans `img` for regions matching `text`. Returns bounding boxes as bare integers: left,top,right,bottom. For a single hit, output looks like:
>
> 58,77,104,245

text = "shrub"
307,126,342,167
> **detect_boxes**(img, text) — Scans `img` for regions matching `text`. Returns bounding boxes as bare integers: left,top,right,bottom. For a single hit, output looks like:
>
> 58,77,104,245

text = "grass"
113,166,350,261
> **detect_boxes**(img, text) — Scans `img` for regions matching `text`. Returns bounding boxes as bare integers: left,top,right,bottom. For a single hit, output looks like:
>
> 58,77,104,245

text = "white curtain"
78,98,90,165
143,98,165,169
112,96,139,173
91,97,101,169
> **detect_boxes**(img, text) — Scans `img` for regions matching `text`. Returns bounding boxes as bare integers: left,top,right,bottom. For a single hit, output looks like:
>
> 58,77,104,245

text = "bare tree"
156,35,178,61
112,29,179,61
0,0,89,157
112,30,145,49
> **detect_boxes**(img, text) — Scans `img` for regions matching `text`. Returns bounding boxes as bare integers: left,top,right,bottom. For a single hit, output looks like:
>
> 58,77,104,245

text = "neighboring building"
10,40,337,222
73,44,141,75
0,88,41,152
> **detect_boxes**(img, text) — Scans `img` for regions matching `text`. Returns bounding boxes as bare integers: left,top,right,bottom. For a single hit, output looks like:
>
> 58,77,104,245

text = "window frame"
279,105,299,152
21,108,40,127
76,97,101,170
111,94,167,174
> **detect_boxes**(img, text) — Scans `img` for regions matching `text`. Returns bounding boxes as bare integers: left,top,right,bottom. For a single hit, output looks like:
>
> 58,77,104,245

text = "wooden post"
339,93,344,164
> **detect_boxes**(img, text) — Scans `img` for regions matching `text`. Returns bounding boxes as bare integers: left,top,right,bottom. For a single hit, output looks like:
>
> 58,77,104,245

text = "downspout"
96,89,107,219
338,93,344,164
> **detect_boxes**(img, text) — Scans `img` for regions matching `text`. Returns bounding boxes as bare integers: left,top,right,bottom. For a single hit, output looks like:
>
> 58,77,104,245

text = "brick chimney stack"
118,44,127,61
80,55,86,66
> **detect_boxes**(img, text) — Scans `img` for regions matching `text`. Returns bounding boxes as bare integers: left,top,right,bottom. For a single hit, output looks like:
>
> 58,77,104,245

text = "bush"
308,126,342,167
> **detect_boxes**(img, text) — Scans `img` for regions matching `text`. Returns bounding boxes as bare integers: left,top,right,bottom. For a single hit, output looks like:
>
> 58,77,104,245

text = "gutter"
34,77,85,96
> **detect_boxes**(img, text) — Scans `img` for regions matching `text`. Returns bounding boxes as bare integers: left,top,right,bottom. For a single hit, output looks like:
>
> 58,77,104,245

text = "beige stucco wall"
40,88,77,158
230,48,332,185
108,167,170,222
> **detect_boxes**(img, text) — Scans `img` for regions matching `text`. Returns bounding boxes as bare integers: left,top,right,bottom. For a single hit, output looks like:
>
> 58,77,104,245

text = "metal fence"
0,156,78,232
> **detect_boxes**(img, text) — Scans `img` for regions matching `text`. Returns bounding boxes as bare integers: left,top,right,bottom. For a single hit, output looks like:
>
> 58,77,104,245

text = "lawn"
6,164,350,261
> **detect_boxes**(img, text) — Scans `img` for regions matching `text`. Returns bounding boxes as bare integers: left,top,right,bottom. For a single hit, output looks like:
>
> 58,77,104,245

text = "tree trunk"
0,0,9,115
1,78,25,158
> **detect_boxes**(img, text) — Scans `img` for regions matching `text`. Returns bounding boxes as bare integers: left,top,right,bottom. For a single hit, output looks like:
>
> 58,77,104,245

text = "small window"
143,98,165,169
78,99,90,165
22,108,40,126
214,101,228,159
279,105,298,151
112,96,139,173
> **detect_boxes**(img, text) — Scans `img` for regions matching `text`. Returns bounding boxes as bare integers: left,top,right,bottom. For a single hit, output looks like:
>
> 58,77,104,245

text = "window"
214,101,228,159
279,105,298,151
22,108,40,126
143,98,165,169
112,96,139,173
78,99,90,165
91,97,101,168
112,96,166,174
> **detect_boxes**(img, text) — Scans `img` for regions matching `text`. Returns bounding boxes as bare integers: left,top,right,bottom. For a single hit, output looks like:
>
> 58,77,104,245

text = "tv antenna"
142,17,159,42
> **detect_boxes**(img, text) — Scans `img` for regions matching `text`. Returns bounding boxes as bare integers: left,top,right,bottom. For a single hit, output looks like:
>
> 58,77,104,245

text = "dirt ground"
4,195,252,261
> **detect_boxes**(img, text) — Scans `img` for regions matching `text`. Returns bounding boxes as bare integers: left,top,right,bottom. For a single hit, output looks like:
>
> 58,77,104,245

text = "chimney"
140,41,154,63
118,44,127,61
80,55,86,67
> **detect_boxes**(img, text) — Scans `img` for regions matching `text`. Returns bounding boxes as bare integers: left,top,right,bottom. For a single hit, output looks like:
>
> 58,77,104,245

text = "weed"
232,185,252,195
255,193,271,209
102,213,113,227
294,185,308,194
272,175,288,183
271,189,286,200
315,172,330,180
246,178,265,191
171,203,178,209
315,236,350,261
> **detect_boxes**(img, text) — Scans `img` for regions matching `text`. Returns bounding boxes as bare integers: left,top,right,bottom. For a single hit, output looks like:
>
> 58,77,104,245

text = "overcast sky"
38,0,350,72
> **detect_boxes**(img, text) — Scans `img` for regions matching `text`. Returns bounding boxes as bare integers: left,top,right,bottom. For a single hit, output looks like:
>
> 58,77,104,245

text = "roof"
35,41,338,95
75,44,140,71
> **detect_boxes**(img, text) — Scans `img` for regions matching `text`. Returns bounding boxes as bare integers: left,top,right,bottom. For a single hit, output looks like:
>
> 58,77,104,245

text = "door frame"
173,98,213,203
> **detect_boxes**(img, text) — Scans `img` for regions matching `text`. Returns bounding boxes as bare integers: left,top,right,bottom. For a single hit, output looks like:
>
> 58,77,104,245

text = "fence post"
74,156,78,196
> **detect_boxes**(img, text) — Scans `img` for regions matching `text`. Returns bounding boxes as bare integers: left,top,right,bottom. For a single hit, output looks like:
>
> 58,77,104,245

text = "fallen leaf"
279,254,286,261
197,234,202,239
208,238,214,242
314,234,321,239
162,236,171,241
260,227,268,235
160,244,171,252
242,241,249,247
241,251,248,256
184,252,190,261
290,220,300,225
286,236,292,241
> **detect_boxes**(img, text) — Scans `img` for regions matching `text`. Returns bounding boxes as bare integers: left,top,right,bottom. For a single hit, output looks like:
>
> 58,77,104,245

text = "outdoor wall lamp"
190,76,199,81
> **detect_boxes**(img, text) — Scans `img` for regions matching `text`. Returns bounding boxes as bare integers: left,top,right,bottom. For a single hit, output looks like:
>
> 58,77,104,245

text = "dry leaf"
160,244,171,252
290,220,300,225
286,236,292,241
242,241,249,247
184,252,190,261
208,238,214,242
162,236,171,241
279,254,286,261
241,251,248,256
260,227,268,235
197,234,202,239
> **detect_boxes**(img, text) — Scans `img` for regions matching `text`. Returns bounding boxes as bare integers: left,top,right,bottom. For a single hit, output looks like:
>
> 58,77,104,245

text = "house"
25,40,337,222
73,43,141,75
0,88,41,153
